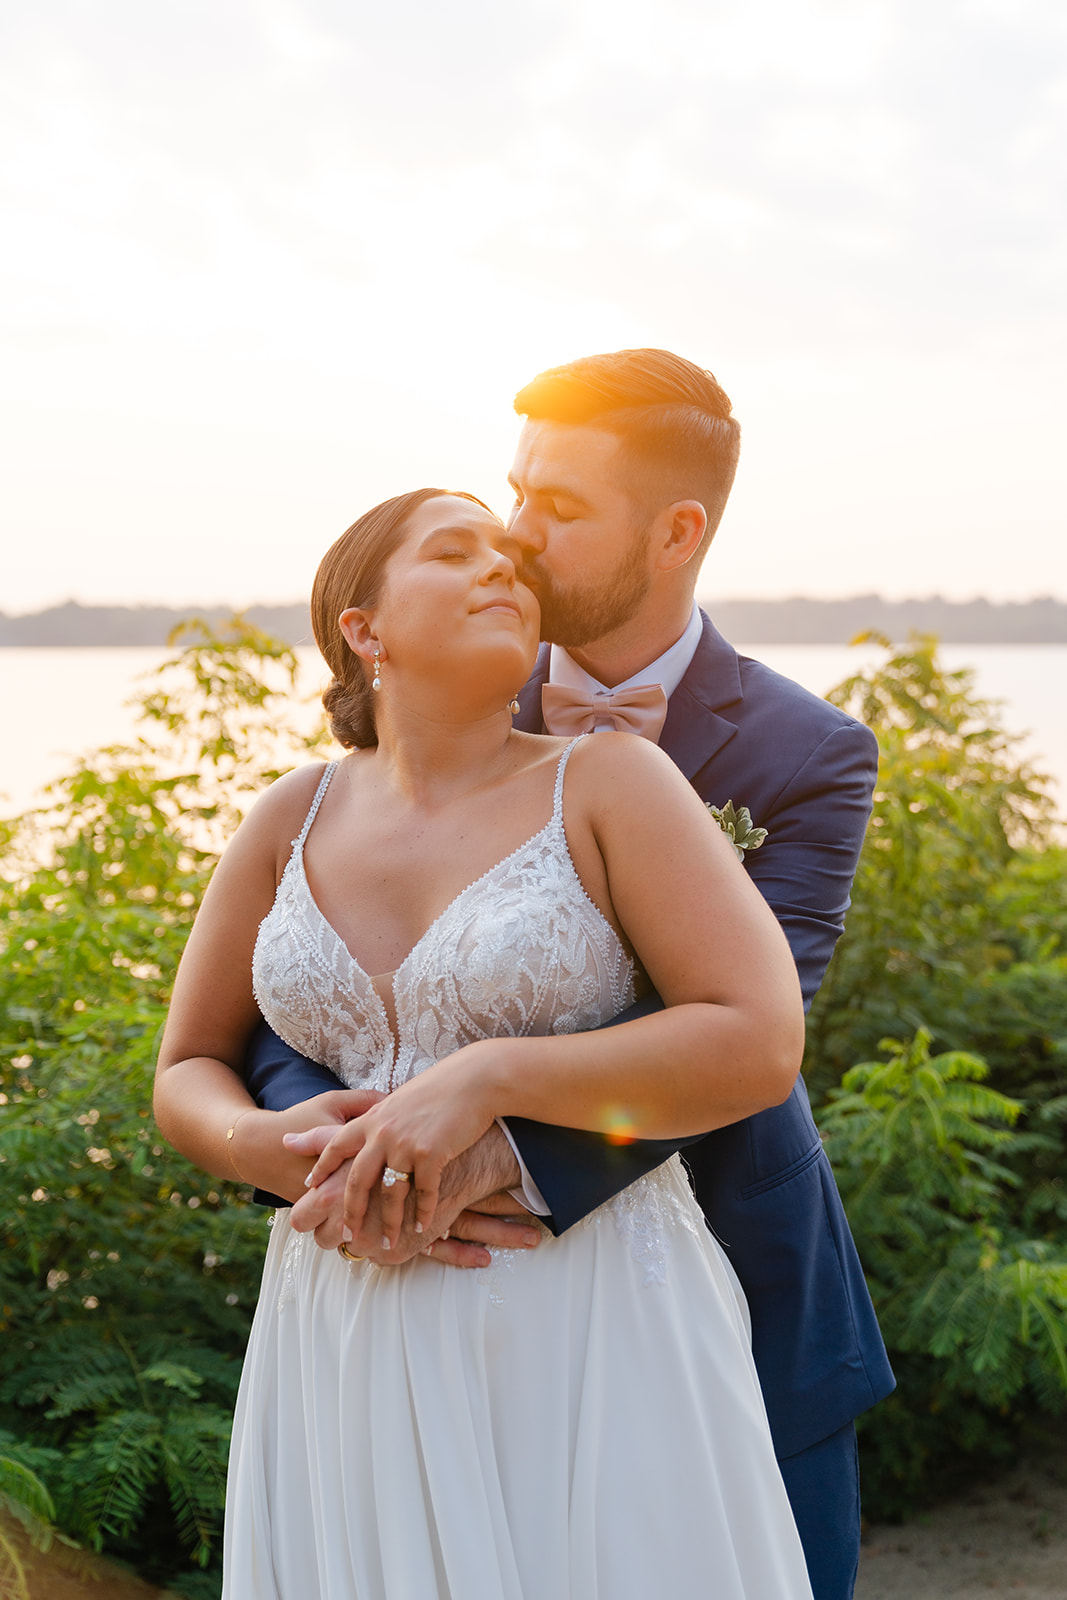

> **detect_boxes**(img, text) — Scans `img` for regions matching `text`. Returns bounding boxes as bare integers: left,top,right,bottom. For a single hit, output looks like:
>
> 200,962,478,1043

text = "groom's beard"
527,520,652,650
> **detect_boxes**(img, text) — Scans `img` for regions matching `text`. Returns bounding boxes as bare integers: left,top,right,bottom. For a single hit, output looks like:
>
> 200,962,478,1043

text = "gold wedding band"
337,1242,365,1262
382,1167,411,1188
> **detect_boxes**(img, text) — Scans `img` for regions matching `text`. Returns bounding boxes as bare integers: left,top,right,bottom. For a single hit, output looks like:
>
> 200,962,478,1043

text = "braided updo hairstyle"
310,487,496,749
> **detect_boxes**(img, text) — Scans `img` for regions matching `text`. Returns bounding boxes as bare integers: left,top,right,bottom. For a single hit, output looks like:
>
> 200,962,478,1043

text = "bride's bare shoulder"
233,758,349,854
563,732,708,828
565,730,680,787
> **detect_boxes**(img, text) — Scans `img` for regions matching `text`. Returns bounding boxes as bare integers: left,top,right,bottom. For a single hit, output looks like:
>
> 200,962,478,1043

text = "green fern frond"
140,1363,205,1399
161,1408,230,1566
68,1410,161,1546
43,1365,139,1421
0,1458,55,1531
4,1337,131,1415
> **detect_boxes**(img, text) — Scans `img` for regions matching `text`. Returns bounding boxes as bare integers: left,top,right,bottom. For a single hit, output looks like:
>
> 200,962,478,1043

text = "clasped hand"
285,1041,540,1265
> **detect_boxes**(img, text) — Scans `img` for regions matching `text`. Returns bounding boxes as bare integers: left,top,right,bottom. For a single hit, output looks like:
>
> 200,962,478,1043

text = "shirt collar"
547,602,703,701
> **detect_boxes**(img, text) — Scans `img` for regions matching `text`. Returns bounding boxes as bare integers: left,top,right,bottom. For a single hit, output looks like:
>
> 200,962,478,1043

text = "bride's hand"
229,1089,384,1201
290,1043,502,1247
288,1122,543,1267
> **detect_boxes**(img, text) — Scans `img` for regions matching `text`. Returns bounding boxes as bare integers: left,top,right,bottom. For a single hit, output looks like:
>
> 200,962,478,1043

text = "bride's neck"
369,706,520,807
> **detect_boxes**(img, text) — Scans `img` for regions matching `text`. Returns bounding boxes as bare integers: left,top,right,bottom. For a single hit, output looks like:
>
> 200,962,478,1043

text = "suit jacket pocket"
738,1137,823,1201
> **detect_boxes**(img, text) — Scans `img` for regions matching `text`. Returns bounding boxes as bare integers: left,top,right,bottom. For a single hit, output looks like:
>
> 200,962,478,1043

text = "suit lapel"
659,613,742,782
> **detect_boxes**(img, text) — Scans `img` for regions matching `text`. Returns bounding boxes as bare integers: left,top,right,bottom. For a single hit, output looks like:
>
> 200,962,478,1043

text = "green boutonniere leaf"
706,799,768,860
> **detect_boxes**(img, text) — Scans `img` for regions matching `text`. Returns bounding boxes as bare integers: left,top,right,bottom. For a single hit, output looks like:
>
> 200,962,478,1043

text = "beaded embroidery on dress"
253,739,634,1093
253,742,699,1282
224,739,814,1600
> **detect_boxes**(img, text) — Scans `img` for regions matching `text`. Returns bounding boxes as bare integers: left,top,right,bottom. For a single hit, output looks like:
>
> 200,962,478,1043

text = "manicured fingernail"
523,1231,540,1247
342,1226,353,1242
442,1228,450,1241
303,1172,314,1187
381,1236,391,1251
414,1222,423,1234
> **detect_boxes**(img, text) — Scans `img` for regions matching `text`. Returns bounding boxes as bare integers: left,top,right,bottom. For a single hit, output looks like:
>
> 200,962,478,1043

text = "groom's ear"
655,501,707,572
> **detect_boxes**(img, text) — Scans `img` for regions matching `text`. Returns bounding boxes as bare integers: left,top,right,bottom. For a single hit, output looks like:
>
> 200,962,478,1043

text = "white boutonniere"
706,800,768,861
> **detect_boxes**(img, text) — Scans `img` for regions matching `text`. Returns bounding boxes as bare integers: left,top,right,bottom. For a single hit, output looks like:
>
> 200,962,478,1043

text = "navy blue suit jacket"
244,613,894,1458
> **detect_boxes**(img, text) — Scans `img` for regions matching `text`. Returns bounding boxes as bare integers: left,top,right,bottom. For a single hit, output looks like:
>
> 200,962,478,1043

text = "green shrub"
807,634,1067,1515
0,618,326,1590
821,1029,1067,1515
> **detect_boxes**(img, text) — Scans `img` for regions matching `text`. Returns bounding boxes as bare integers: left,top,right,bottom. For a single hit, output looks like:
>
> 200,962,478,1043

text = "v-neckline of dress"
251,736,643,1091
294,811,559,993
295,814,563,1083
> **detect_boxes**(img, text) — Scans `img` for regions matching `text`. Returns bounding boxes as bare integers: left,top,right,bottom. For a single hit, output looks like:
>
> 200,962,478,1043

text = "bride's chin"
460,639,537,689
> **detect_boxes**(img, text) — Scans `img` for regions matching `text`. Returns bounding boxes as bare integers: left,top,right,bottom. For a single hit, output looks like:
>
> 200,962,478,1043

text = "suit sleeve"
242,1020,347,1206
743,719,879,1010
505,718,879,1234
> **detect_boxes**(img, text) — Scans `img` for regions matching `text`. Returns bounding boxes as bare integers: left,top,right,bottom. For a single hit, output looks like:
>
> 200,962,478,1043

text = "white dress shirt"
500,604,704,1215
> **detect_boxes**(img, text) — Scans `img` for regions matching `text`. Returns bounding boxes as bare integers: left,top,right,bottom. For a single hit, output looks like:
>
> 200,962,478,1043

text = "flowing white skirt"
223,1159,812,1599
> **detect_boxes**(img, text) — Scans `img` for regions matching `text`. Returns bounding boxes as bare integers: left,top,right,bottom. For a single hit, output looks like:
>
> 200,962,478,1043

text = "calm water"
1,642,1063,819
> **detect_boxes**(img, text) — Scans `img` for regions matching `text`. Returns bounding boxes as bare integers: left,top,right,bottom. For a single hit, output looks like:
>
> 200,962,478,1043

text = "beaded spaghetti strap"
292,762,338,851
551,737,585,825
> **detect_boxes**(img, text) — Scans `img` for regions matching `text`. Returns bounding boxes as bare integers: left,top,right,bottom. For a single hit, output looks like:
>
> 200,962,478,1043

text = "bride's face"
365,495,540,693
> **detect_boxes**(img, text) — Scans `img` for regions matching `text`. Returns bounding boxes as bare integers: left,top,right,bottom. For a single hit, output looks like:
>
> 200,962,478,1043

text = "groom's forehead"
510,419,625,496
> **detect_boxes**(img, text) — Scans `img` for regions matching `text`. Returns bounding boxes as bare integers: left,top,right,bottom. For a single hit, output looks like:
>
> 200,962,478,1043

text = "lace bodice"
253,739,704,1288
253,740,636,1094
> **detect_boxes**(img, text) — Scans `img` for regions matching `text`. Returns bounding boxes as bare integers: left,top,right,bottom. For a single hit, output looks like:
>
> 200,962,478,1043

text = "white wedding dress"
225,742,813,1599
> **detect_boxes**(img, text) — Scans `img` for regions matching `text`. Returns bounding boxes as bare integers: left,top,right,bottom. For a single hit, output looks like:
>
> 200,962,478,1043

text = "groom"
250,348,893,1600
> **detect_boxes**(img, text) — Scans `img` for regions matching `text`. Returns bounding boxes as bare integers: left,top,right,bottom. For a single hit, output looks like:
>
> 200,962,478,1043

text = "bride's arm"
301,735,805,1243
153,767,369,1200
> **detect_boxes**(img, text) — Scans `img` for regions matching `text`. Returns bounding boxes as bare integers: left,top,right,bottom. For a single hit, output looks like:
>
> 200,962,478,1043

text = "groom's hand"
427,1126,540,1268
289,1124,541,1266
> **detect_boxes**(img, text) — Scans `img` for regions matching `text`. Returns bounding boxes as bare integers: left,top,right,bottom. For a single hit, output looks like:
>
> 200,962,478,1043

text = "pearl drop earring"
508,697,521,715
371,646,382,692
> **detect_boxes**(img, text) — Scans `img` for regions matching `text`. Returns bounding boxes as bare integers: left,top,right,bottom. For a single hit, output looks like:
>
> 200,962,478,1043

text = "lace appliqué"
602,1158,702,1287
276,1220,309,1311
252,742,635,1097
253,743,703,1297
253,763,395,1093
485,1246,525,1307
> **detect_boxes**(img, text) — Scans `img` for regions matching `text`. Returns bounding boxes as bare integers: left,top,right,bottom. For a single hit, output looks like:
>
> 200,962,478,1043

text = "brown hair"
514,348,741,561
311,488,494,749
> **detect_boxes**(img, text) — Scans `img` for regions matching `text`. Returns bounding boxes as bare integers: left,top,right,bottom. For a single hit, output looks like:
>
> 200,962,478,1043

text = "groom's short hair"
513,348,741,559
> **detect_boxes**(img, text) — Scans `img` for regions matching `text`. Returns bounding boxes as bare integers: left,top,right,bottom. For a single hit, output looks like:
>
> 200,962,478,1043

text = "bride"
154,487,814,1599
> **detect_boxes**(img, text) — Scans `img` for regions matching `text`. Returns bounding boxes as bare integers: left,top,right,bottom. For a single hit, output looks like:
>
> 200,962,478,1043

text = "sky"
3,0,1066,615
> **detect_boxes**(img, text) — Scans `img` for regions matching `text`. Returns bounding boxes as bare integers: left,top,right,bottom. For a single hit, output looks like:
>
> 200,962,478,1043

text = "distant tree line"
3,594,1067,646
0,601,315,649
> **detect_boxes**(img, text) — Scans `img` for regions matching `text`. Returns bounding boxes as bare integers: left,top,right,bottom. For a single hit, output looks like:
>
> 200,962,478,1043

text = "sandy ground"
856,1451,1067,1600
1,1519,176,1599
6,1450,1067,1597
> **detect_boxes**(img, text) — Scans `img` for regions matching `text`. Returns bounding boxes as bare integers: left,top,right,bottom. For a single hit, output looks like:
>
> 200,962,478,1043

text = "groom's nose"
507,500,545,558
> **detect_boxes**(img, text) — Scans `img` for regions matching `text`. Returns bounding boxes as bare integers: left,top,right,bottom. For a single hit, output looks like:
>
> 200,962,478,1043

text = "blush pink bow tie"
541,682,669,742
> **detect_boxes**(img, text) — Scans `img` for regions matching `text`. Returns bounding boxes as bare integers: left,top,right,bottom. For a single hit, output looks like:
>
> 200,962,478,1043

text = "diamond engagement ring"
382,1167,411,1188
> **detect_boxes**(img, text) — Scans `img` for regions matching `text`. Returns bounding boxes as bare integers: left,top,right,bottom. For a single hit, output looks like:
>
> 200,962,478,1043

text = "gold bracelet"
225,1110,256,1183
